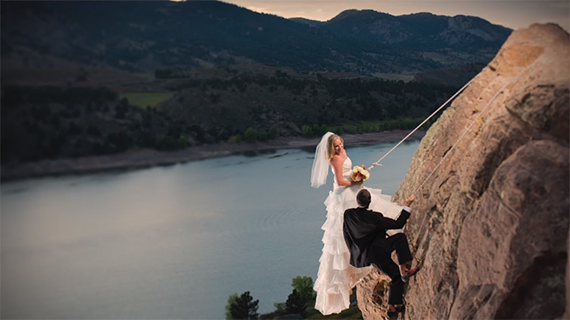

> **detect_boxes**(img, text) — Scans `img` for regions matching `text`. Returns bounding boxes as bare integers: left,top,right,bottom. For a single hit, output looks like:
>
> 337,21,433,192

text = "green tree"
268,127,277,140
257,130,268,141
177,136,189,149
243,127,257,142
156,136,178,151
285,289,306,316
86,125,101,137
107,131,132,152
273,302,286,313
319,124,329,136
227,291,259,320
302,125,313,137
225,293,238,320
228,134,242,143
291,276,316,303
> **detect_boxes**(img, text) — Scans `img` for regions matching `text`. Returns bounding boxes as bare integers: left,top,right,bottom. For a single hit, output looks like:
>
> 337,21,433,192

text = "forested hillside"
1,0,505,164
2,65,462,163
159,68,459,142
2,1,511,74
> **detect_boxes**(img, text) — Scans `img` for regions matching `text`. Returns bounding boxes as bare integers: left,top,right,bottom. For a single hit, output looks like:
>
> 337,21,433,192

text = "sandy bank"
1,130,425,182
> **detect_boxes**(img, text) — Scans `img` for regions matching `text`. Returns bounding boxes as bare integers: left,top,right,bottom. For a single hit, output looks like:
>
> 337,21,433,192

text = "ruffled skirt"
313,186,404,315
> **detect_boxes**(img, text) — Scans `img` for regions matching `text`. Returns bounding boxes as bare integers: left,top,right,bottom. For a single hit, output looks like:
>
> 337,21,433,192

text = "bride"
311,132,405,315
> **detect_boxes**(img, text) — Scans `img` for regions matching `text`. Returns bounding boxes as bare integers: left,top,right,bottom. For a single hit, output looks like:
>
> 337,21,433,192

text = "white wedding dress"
313,156,404,315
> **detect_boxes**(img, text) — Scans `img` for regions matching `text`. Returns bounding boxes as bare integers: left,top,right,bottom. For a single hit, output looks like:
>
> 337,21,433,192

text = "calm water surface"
1,141,420,319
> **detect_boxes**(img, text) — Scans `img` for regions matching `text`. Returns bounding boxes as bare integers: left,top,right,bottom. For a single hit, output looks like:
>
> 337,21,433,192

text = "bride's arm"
331,156,362,187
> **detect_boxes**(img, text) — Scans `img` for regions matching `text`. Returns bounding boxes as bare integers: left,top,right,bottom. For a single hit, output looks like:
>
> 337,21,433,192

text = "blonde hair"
327,134,343,162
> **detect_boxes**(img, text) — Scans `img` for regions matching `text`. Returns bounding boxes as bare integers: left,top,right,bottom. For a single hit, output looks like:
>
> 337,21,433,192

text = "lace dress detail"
313,157,404,315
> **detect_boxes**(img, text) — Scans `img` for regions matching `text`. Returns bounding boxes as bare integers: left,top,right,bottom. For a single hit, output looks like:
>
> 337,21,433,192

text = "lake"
1,140,420,319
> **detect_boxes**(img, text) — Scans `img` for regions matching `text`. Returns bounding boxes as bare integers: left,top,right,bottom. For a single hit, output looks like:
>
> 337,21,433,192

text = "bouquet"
351,165,370,182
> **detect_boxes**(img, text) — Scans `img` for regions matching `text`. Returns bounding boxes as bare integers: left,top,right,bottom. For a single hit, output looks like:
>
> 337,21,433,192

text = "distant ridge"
328,9,395,22
2,1,512,75
289,17,323,27
324,9,511,50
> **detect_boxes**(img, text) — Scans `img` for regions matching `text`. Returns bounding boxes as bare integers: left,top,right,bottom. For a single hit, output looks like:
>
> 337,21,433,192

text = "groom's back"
343,207,391,268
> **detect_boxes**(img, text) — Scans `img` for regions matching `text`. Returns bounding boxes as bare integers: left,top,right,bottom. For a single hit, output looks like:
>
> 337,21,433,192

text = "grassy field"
120,92,174,108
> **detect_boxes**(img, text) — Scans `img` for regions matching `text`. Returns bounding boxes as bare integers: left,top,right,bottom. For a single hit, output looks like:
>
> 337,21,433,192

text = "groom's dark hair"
356,189,371,208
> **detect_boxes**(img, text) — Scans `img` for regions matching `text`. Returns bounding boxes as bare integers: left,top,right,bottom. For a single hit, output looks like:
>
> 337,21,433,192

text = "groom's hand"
405,195,415,207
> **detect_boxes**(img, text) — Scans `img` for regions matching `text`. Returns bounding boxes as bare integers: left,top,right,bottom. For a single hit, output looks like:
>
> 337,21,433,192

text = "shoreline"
1,130,425,182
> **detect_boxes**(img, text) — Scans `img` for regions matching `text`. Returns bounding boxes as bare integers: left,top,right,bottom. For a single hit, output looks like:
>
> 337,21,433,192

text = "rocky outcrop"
356,269,391,319
357,23,569,319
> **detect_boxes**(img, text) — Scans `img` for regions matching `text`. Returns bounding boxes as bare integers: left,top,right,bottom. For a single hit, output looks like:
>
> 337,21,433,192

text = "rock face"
356,269,391,319
358,24,569,319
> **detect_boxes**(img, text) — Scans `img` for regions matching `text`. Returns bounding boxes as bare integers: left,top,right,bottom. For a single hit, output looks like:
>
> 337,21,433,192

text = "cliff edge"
358,23,569,319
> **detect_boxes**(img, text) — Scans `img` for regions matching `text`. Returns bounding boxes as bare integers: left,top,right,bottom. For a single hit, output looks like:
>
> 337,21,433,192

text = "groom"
343,189,416,318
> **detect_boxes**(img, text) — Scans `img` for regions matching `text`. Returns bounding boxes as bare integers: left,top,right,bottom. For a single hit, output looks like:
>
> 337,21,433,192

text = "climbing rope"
368,60,537,199
409,60,537,197
367,74,479,171
406,60,538,252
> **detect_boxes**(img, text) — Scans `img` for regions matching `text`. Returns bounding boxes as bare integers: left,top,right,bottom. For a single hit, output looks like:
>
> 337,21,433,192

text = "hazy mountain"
325,10,510,50
2,1,511,75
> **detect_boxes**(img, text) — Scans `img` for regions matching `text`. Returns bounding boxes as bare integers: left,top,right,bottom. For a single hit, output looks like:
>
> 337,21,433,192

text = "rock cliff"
357,23,569,319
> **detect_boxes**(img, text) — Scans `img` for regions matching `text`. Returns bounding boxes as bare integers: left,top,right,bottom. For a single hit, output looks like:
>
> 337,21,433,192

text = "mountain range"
0,0,515,166
2,0,512,75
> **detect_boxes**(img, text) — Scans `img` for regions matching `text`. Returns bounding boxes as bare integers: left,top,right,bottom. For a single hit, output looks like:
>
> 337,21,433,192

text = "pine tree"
225,294,238,320
285,289,306,316
227,291,259,319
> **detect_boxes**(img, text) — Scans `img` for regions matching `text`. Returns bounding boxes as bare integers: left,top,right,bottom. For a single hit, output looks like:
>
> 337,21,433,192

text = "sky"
221,0,570,31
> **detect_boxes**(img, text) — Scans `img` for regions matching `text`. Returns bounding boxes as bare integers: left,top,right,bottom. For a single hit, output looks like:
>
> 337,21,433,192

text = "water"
1,141,420,319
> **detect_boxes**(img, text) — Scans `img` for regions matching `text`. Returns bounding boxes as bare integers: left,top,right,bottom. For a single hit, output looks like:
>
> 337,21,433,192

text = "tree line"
159,69,458,144
2,72,456,163
225,276,361,320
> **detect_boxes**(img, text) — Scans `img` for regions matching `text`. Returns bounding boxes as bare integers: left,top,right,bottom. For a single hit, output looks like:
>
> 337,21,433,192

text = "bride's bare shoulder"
330,155,345,167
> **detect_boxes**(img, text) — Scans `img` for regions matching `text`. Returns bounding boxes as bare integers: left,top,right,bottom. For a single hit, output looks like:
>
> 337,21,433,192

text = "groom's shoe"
401,267,419,283
387,305,405,319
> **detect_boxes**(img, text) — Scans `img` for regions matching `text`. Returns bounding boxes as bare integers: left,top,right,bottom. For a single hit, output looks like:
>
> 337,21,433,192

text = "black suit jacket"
343,207,410,268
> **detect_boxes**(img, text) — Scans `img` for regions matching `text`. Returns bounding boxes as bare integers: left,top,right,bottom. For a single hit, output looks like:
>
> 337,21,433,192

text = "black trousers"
375,233,413,305
387,232,413,266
